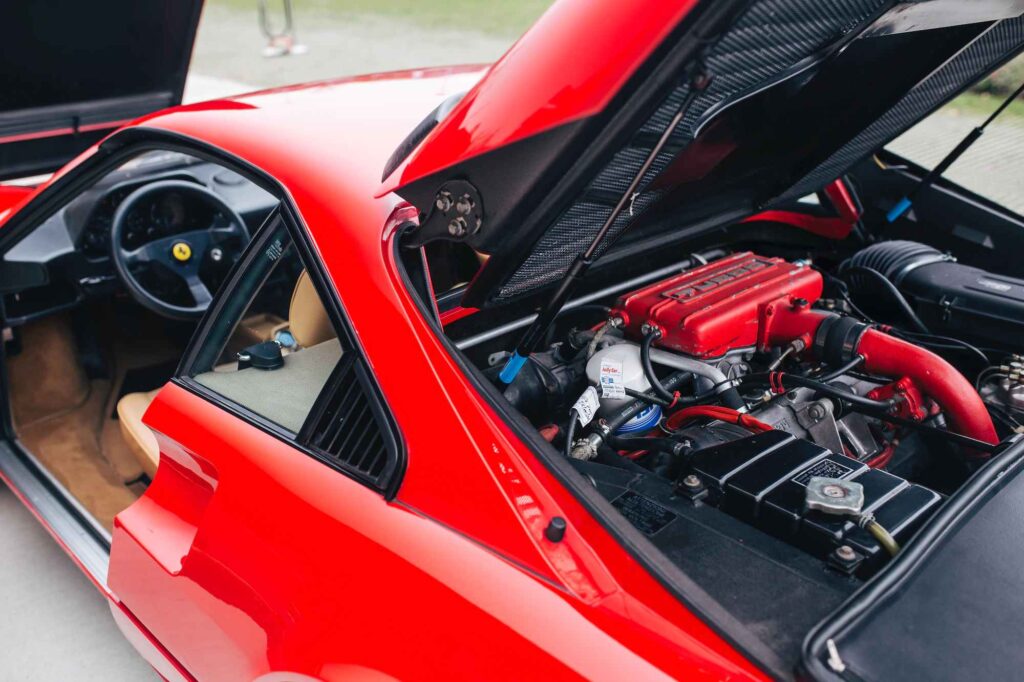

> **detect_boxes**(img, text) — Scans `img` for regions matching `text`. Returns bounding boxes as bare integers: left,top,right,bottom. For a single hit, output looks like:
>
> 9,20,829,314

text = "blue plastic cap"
886,197,912,223
499,351,529,384
616,404,662,434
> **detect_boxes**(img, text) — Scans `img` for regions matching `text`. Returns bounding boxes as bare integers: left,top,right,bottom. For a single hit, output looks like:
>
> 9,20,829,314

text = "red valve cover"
613,252,823,358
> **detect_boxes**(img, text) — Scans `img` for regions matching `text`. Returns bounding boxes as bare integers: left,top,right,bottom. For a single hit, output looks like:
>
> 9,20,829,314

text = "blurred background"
186,0,554,99
184,0,1023,214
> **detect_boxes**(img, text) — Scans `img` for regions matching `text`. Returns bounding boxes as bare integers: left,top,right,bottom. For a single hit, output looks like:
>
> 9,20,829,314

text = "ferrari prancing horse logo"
171,241,192,262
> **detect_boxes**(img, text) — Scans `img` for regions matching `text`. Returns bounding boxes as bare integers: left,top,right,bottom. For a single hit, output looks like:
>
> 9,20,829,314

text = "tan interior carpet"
16,378,138,530
6,313,165,531
8,307,258,529
8,315,89,427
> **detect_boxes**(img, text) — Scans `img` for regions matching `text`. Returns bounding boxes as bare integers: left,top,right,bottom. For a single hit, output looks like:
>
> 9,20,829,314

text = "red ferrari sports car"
2,0,1024,679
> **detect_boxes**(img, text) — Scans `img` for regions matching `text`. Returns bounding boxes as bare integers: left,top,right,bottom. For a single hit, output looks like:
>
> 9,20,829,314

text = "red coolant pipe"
665,406,774,434
761,300,998,450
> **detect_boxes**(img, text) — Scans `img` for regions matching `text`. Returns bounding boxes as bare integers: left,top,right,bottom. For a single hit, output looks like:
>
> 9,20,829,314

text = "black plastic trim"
801,435,1024,680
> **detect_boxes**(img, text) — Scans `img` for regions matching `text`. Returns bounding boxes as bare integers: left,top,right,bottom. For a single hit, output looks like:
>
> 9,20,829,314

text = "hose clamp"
813,315,869,366
891,252,956,287
714,378,740,394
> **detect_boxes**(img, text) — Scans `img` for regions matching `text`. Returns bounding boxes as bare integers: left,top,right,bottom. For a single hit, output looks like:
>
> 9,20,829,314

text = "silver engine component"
747,379,882,459
978,362,1024,432
583,336,886,459
805,477,865,515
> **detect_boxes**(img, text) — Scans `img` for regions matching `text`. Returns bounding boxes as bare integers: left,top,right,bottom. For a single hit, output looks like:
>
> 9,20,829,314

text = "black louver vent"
305,355,400,491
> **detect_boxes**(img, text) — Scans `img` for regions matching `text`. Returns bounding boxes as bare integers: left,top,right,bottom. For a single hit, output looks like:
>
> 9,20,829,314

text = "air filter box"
846,240,1024,348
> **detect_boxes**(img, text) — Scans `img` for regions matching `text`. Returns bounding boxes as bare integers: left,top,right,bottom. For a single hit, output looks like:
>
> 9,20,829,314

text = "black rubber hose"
625,387,670,407
735,373,999,453
843,265,930,334
843,403,1000,453
642,334,746,410
641,331,676,402
817,355,865,383
626,385,718,408
738,372,894,412
564,409,578,459
718,384,747,411
893,329,991,370
604,371,691,433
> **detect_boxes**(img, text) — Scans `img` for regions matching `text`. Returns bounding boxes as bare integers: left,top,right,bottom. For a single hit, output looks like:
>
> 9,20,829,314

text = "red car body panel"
87,67,767,679
5,0,1024,677
379,0,701,192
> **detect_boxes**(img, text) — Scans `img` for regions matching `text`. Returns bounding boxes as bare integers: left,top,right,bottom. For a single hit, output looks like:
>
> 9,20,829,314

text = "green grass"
947,91,1024,122
213,0,556,37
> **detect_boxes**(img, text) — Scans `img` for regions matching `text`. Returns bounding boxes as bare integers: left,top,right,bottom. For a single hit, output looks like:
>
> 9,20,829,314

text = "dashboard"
3,152,278,323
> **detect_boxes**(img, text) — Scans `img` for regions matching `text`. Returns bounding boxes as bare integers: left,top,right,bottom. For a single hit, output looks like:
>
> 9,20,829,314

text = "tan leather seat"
288,270,334,347
117,389,161,478
117,270,333,477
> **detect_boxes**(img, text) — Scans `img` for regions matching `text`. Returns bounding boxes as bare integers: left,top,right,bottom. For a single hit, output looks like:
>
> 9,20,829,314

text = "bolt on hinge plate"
408,178,484,247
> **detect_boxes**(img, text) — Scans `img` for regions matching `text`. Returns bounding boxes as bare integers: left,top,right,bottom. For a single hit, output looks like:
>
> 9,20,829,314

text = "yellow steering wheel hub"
171,241,192,262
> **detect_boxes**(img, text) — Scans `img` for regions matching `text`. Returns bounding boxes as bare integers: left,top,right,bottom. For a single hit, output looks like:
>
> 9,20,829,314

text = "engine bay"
447,231,1024,662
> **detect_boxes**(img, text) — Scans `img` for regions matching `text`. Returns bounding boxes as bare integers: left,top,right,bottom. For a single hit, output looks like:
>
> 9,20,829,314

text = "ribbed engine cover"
612,252,823,358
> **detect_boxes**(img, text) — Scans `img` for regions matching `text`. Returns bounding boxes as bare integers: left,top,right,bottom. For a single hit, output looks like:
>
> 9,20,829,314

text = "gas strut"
498,66,714,384
887,78,1024,222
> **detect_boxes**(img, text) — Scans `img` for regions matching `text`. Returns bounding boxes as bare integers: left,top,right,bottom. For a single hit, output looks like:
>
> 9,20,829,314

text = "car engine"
488,245,1024,580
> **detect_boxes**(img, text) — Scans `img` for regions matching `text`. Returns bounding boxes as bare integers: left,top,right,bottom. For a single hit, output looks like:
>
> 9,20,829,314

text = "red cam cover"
613,252,823,358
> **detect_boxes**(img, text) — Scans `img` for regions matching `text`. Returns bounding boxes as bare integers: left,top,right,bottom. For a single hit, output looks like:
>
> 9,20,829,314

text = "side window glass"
188,216,341,433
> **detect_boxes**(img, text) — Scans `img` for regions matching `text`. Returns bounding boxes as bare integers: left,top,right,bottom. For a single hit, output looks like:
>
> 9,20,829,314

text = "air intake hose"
842,240,949,285
842,240,1024,347
761,300,998,451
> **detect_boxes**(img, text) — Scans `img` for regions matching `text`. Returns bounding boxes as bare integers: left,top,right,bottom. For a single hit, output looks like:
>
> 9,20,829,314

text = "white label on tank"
600,358,626,399
573,386,601,427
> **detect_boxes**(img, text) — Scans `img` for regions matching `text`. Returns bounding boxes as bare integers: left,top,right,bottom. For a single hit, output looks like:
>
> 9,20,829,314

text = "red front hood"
385,0,1024,308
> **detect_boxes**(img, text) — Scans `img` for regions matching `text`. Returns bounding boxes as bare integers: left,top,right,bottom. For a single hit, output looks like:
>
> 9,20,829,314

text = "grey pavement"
0,483,156,680
889,111,1024,216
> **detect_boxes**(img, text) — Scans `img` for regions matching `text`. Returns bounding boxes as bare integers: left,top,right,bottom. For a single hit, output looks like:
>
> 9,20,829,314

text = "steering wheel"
110,180,250,319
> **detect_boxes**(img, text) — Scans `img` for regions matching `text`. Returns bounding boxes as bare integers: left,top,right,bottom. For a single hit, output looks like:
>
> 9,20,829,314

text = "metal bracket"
795,398,845,455
409,179,484,247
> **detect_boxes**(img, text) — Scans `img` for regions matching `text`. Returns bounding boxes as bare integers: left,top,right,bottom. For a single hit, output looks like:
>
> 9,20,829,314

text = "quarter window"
182,209,403,493
188,214,340,433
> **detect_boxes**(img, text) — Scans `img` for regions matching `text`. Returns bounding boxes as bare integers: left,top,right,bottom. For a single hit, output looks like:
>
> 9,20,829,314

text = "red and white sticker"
599,358,625,399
